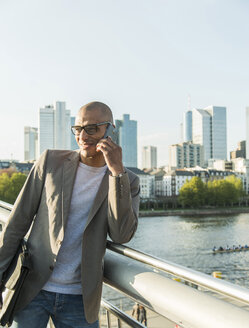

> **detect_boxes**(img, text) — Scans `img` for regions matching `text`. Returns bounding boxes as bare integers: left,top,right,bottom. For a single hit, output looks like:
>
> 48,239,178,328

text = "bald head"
77,101,113,123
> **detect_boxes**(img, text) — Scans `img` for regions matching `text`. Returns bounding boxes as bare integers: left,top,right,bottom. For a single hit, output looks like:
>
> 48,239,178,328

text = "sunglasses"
71,121,111,136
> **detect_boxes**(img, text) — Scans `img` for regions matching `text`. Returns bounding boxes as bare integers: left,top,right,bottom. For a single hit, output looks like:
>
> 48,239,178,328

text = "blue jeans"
12,290,99,328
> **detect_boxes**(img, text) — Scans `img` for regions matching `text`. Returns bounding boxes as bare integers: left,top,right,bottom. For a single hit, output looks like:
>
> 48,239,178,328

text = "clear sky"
1,0,249,167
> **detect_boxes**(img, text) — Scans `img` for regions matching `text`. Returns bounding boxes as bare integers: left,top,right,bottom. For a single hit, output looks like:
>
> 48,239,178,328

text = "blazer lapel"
84,169,109,230
62,150,80,231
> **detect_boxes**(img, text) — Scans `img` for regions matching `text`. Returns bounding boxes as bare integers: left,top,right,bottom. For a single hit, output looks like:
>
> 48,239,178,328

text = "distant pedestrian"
132,303,140,321
138,304,147,326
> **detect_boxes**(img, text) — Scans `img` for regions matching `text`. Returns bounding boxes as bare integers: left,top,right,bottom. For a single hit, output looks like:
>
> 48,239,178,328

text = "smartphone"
103,124,117,142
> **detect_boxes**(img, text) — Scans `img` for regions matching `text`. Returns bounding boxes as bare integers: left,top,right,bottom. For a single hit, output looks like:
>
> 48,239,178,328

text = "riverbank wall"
139,207,249,217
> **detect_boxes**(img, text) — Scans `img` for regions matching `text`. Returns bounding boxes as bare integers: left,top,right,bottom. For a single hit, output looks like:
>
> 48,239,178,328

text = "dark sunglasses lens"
84,125,98,135
72,127,82,135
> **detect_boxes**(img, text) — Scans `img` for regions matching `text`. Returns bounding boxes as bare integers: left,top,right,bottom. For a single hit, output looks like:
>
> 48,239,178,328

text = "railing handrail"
106,241,249,306
0,200,13,212
1,200,249,306
104,250,249,328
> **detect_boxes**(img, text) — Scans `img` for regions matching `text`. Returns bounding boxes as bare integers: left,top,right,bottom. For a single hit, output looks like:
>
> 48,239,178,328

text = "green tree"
179,177,206,207
226,175,244,199
218,179,235,206
179,175,244,208
0,172,27,204
0,168,17,176
206,176,244,206
206,180,216,205
0,173,11,203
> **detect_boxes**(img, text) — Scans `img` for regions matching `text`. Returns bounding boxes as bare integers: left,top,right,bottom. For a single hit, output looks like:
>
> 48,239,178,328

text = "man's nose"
79,128,88,140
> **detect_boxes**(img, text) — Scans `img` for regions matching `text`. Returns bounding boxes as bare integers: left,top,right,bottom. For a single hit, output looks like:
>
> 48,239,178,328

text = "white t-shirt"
43,161,107,294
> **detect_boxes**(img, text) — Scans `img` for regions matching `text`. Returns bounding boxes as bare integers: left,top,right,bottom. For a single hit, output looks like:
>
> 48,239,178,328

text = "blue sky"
1,0,249,166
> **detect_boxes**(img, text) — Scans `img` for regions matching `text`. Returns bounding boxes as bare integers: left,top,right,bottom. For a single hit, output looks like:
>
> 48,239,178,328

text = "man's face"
75,108,109,162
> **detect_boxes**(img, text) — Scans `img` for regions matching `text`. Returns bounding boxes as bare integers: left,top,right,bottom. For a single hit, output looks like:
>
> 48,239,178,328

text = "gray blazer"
0,149,140,323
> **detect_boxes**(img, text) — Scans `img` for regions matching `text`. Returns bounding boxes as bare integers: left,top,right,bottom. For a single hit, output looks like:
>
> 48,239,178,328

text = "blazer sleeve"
107,171,140,244
0,150,49,281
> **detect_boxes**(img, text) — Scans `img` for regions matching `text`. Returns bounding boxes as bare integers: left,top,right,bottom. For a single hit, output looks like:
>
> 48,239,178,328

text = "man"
0,101,140,327
132,303,140,321
138,304,147,326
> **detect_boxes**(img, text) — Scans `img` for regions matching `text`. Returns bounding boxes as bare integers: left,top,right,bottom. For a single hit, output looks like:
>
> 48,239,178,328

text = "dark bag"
0,239,32,327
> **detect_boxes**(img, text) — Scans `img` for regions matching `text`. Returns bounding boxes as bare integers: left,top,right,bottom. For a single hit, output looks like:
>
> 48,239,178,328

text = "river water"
103,213,249,306
127,213,249,287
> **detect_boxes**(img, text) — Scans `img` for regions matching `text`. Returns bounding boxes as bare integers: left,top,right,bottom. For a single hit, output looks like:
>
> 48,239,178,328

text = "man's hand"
96,137,125,176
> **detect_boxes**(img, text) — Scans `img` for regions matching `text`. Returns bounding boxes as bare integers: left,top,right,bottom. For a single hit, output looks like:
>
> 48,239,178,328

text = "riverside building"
127,167,154,198
169,142,204,169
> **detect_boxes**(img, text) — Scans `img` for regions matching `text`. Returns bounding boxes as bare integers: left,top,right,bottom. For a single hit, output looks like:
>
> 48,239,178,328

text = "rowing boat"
212,247,249,254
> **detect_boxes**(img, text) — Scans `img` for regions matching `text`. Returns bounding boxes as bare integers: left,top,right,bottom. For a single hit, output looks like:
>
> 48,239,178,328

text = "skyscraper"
142,146,157,169
54,101,71,150
192,108,212,162
39,105,54,155
192,106,227,163
205,105,227,160
115,114,137,167
24,127,38,161
39,101,73,155
183,110,192,142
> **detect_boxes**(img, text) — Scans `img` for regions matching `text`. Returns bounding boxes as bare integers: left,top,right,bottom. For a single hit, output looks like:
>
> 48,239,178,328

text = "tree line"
0,169,27,204
179,175,244,207
0,169,246,209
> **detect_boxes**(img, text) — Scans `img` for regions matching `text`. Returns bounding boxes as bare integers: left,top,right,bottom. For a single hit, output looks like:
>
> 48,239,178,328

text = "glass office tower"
115,114,137,167
192,106,227,164
39,101,72,155
183,110,192,142
205,105,227,161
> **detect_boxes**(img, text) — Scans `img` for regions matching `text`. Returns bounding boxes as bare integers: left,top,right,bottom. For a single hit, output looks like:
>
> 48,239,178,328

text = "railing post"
106,310,111,328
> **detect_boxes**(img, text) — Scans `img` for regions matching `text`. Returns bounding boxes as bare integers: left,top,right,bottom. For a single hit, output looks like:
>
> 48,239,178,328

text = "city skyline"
2,101,247,166
1,1,249,166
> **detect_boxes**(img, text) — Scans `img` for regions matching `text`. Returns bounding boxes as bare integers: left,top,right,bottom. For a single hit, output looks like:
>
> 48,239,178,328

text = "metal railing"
106,241,249,306
1,200,249,327
101,299,145,328
103,249,249,328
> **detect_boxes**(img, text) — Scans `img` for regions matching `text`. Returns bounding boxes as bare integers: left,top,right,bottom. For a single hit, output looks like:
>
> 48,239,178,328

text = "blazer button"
49,265,54,271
